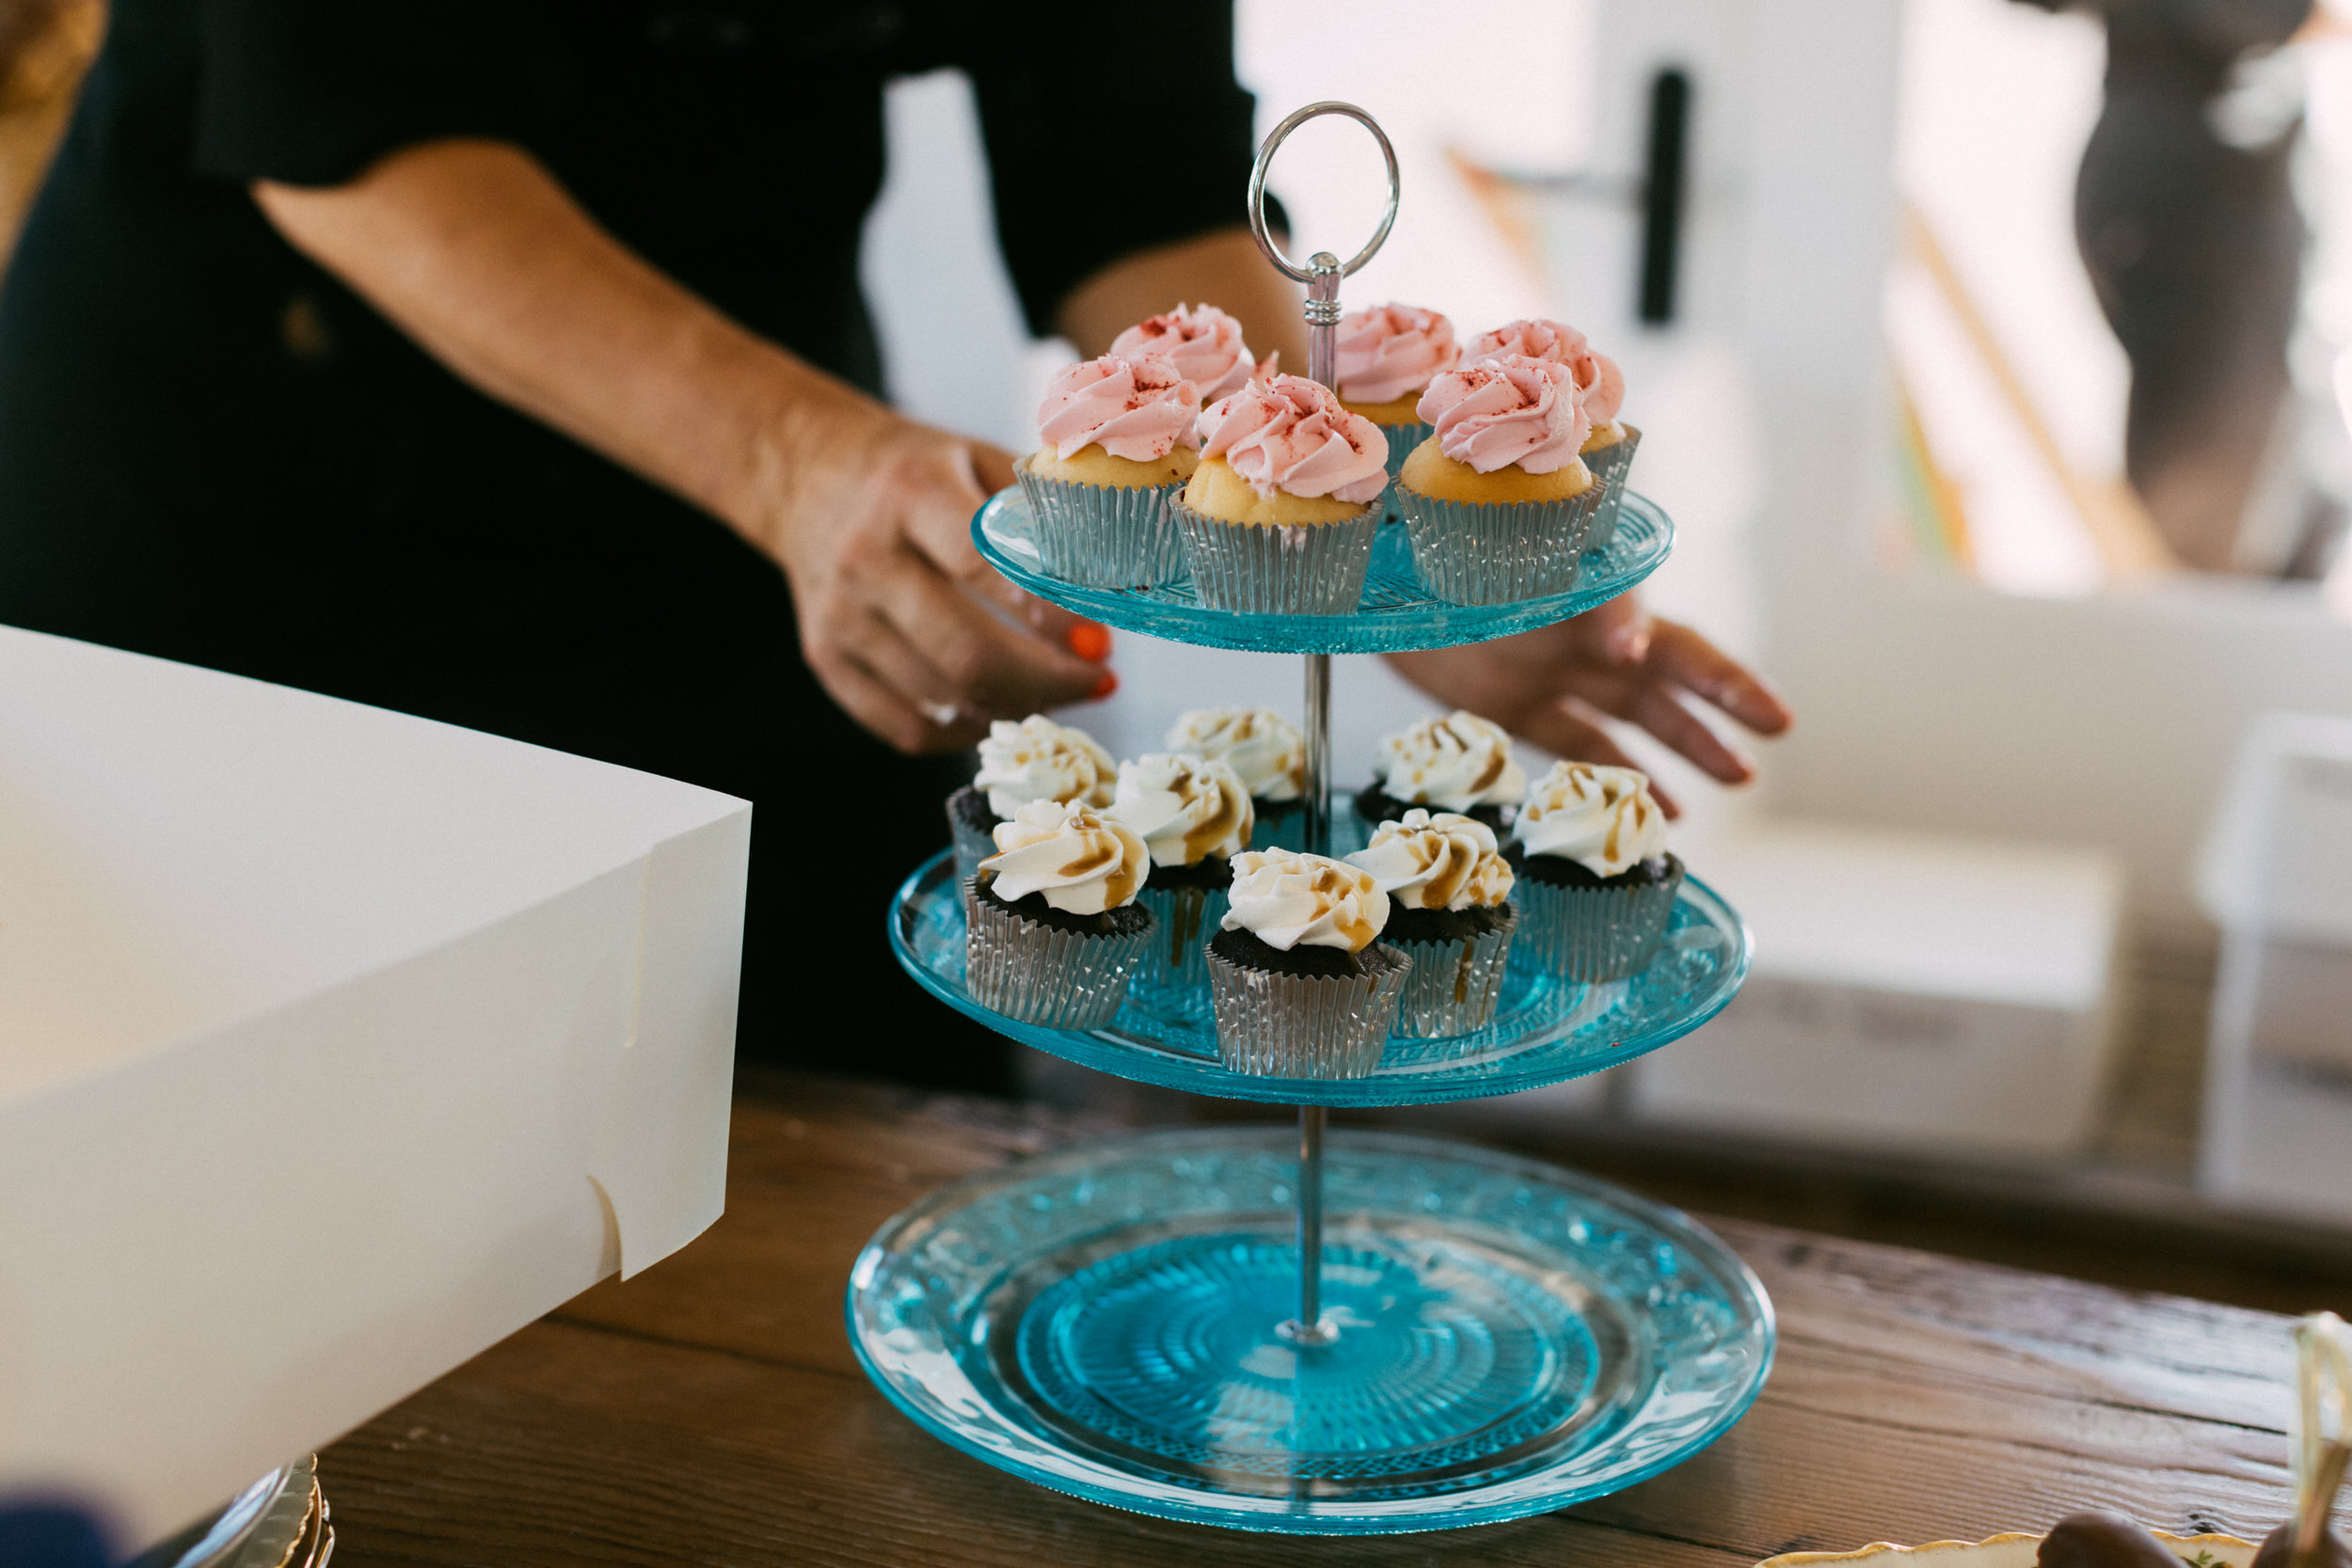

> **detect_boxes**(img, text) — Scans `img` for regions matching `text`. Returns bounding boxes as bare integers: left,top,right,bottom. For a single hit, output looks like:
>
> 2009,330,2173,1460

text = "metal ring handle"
1247,101,1401,284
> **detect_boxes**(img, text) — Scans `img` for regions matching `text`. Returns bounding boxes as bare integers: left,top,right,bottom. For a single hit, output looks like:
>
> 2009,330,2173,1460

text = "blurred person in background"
0,2,1790,1091
2025,0,2334,574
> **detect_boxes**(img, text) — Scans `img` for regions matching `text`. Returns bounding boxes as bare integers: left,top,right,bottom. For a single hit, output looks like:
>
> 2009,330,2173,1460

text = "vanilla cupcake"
1106,752,1254,1004
1470,318,1638,548
1350,711,1526,851
1394,355,1601,605
1348,810,1518,1038
1172,373,1390,614
1166,705,1308,849
1336,303,1460,512
946,714,1115,885
1508,762,1682,983
1111,303,1263,405
965,800,1153,1028
1016,353,1199,587
1206,848,1410,1079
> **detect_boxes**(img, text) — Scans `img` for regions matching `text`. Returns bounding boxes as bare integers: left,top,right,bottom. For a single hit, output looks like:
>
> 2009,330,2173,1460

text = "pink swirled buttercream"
1334,303,1459,405
1035,354,1200,462
1110,304,1259,404
1415,354,1589,475
1468,317,1624,424
1197,373,1391,504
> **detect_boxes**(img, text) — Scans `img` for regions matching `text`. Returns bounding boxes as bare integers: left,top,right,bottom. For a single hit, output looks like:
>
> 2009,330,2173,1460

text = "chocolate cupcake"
1348,809,1518,1038
946,714,1115,886
1205,848,1410,1079
965,800,1152,1029
1105,752,1253,1006
1509,761,1681,984
1349,710,1526,852
1165,705,1307,850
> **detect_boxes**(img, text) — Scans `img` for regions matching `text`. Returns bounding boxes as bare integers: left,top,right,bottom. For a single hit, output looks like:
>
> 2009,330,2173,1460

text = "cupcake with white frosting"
1468,317,1638,548
1348,809,1518,1038
966,800,1153,1028
1349,711,1526,851
946,714,1116,885
1166,705,1307,849
1508,761,1682,983
1106,752,1254,1005
1205,848,1411,1079
1017,351,1200,586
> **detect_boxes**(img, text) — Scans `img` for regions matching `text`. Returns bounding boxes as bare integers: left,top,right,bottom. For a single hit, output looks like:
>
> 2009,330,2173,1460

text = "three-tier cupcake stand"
849,103,1772,1536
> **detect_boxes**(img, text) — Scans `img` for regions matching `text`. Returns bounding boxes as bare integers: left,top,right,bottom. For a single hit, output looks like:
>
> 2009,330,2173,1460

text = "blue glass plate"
887,845,1749,1108
847,1126,1773,1534
972,486,1673,654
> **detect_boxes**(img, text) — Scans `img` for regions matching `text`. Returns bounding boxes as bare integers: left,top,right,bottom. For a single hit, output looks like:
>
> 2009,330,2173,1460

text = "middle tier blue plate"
972,486,1673,655
888,848,1750,1108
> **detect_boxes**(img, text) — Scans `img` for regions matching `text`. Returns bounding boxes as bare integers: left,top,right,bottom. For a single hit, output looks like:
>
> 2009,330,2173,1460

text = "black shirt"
0,0,1268,1089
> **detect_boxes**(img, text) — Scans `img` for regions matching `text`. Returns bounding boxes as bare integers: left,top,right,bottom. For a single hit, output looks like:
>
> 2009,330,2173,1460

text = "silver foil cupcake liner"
1393,478,1602,605
1131,879,1229,1002
1171,497,1379,615
1014,461,1185,588
1205,942,1411,1079
962,877,1152,1029
1374,419,1432,523
949,810,997,889
1581,424,1643,551
1517,859,1683,983
1389,906,1518,1038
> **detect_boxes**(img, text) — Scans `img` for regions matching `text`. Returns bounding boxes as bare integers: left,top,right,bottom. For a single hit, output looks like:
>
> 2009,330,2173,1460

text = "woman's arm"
253,137,1107,754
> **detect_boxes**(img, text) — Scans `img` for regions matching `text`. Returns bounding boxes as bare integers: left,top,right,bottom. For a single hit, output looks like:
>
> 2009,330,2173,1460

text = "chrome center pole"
1281,1105,1335,1347
1246,100,1398,1357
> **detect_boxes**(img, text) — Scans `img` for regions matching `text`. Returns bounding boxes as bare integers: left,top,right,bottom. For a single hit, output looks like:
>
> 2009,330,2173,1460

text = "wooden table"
320,1072,2324,1566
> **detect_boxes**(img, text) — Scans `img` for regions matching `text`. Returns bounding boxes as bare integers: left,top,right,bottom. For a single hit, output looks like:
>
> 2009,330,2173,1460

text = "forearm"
252,137,858,555
1056,226,1307,373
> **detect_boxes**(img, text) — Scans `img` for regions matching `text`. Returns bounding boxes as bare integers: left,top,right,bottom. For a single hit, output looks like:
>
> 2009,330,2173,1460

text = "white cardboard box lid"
2198,711,2352,944
1700,821,2122,1010
0,626,750,1538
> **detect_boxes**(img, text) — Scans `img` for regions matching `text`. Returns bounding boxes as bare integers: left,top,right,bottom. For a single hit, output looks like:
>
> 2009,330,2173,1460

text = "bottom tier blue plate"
847,1127,1773,1535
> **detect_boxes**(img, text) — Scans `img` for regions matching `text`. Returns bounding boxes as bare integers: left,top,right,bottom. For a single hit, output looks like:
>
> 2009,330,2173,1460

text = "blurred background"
11,0,2352,1306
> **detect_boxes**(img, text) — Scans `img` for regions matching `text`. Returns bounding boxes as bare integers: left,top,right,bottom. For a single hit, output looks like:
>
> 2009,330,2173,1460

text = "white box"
0,627,749,1544
2198,713,2352,1220
1627,822,2122,1155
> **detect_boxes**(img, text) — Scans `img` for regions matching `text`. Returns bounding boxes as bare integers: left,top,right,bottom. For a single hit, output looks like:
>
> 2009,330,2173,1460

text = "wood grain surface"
317,1072,2335,1566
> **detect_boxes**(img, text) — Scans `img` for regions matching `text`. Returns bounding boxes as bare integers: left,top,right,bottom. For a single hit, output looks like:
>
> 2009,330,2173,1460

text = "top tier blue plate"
972,486,1672,655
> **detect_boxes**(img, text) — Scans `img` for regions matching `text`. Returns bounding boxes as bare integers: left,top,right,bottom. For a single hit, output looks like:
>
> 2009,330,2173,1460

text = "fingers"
803,640,982,756
1565,592,1652,666
1627,684,1754,785
971,440,1019,494
1645,620,1794,736
870,542,1107,716
898,444,992,583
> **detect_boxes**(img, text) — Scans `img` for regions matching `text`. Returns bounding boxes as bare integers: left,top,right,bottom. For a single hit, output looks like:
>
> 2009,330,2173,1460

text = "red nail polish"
1090,670,1119,700
1067,622,1113,661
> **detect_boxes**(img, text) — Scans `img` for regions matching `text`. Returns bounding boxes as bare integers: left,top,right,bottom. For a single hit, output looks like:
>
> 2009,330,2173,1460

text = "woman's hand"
1383,593,1792,816
751,390,1111,753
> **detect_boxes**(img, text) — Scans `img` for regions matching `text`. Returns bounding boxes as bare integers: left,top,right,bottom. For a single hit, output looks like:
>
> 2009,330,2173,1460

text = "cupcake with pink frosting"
1172,372,1391,614
1469,317,1640,548
1111,303,1263,405
1336,303,1461,510
1393,354,1601,605
1016,352,1200,587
